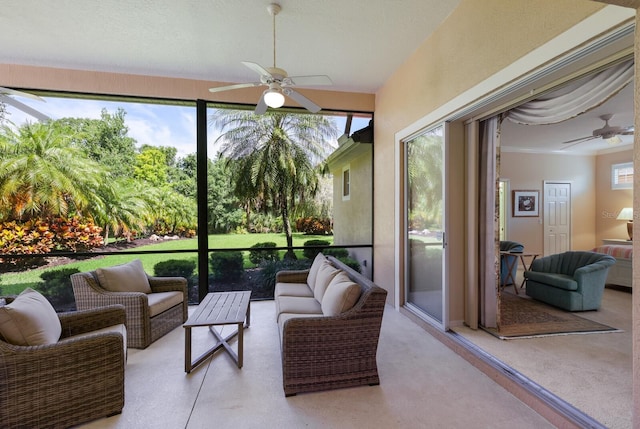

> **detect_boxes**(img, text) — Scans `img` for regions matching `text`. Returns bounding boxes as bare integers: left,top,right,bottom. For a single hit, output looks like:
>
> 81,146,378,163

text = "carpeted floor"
486,290,620,339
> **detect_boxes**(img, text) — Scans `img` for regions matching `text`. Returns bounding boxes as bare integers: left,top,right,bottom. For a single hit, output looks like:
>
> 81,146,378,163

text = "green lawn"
0,233,333,295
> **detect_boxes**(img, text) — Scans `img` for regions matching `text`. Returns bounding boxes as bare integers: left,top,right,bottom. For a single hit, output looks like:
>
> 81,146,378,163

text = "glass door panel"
406,125,445,323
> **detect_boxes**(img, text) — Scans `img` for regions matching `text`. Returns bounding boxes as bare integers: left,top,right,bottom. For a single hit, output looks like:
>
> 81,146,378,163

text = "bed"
592,245,632,288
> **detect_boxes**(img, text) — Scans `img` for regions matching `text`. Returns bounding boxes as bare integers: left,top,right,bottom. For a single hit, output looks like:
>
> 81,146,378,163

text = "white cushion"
276,296,323,322
306,253,326,291
147,291,183,317
274,282,314,298
321,272,362,316
96,259,152,293
0,288,61,346
313,262,341,302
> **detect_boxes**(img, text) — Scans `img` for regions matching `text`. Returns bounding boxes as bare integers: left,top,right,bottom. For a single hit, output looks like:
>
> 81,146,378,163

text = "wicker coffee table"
183,290,251,373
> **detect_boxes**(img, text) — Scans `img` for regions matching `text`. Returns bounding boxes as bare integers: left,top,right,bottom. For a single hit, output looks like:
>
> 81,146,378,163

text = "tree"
134,147,168,186
58,108,137,178
0,121,105,221
92,178,151,244
210,110,339,258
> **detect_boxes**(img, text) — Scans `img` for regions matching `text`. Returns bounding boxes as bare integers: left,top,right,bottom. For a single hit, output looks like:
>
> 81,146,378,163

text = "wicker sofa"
0,300,126,428
71,260,188,349
274,254,387,396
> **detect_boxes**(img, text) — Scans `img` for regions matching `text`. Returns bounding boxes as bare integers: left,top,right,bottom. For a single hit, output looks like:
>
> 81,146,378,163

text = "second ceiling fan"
562,114,634,148
209,3,332,114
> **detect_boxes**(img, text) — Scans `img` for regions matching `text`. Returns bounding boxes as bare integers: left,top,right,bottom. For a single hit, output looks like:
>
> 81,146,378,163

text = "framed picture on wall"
513,190,539,217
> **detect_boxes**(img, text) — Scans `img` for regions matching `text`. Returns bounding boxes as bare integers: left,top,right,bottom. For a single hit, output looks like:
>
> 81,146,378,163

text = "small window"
342,165,350,200
612,162,633,190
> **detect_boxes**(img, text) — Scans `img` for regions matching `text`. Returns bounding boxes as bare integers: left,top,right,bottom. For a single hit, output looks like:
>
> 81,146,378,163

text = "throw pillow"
0,288,62,346
96,259,152,293
313,262,341,302
321,271,362,316
306,252,326,291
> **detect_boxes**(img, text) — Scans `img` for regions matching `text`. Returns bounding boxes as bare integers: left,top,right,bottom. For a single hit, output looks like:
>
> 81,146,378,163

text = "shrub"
39,267,80,311
295,217,332,235
336,257,361,273
154,259,196,279
324,247,349,258
303,239,330,259
210,251,244,281
256,259,313,297
249,242,279,265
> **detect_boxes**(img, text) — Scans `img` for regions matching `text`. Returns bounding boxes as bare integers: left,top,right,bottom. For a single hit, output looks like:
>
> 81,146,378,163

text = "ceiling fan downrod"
268,3,281,68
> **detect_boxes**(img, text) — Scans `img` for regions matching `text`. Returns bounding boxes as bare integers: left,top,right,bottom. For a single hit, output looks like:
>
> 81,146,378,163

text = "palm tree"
92,178,152,244
0,121,105,221
210,110,338,258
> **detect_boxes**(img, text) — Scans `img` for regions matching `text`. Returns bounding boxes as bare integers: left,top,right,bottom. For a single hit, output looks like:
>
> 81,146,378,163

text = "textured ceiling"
0,0,461,93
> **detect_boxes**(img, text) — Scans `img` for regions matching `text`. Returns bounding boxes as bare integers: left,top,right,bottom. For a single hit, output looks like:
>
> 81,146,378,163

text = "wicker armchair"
71,271,188,349
0,302,126,428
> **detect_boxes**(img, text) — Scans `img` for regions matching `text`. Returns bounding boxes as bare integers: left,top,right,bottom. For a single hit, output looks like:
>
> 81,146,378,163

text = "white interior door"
543,181,571,255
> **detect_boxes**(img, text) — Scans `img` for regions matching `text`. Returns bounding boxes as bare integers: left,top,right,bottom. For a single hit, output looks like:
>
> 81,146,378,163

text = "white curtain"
507,59,633,125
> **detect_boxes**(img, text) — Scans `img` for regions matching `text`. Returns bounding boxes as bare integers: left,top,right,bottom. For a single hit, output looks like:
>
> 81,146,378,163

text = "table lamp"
616,207,633,240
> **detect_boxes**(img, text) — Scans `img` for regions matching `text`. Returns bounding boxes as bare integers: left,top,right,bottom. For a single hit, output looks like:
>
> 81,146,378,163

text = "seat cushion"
321,271,362,316
274,282,314,298
525,271,577,291
96,259,152,293
276,296,322,322
0,288,62,346
313,262,341,302
147,291,184,317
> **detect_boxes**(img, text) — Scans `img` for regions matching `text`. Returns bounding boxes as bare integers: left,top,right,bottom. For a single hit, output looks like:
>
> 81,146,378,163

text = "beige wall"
373,0,605,305
0,64,374,113
500,152,597,254
328,143,374,278
595,149,634,242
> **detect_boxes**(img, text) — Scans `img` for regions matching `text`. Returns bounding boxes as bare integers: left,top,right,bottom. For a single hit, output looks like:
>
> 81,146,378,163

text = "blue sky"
4,95,370,158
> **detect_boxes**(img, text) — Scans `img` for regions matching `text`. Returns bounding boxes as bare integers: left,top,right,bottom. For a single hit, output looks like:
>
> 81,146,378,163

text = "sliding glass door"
405,124,446,325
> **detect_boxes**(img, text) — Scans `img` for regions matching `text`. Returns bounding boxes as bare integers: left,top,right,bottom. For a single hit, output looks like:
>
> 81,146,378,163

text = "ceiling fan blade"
561,135,595,144
0,86,44,102
241,61,273,78
254,93,268,115
209,82,262,93
284,88,321,113
287,75,332,86
0,94,51,121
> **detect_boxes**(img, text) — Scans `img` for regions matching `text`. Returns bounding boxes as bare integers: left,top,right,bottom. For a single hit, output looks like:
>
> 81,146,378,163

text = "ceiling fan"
0,87,50,121
208,3,332,114
562,114,634,147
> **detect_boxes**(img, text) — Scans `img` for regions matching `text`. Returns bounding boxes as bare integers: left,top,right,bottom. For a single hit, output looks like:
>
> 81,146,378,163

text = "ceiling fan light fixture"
605,135,622,145
264,87,285,108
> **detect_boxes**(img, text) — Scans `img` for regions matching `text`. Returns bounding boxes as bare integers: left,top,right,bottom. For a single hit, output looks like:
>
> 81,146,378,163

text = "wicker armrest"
148,276,187,293
276,269,309,284
59,304,126,338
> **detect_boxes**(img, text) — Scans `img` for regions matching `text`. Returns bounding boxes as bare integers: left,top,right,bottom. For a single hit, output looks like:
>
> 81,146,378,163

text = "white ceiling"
0,1,634,155
0,0,461,94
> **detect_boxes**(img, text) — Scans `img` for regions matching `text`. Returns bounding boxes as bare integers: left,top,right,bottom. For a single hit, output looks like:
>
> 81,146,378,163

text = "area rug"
484,291,622,339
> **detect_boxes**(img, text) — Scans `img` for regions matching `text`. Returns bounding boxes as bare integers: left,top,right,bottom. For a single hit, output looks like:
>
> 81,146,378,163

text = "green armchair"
524,251,615,311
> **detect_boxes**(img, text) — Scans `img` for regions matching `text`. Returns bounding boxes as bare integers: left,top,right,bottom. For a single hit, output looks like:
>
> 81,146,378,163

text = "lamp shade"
263,89,285,108
616,207,633,220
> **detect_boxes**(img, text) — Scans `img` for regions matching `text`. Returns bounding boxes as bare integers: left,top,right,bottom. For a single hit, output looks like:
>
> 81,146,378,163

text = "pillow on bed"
0,288,61,346
96,259,152,293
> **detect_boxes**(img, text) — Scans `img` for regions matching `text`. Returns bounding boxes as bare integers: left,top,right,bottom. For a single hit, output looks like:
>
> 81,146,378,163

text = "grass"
0,233,333,296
